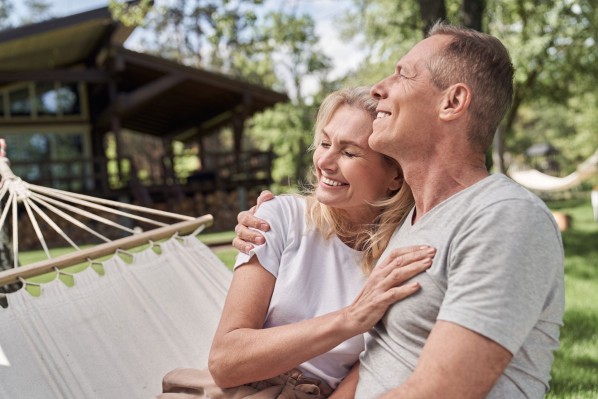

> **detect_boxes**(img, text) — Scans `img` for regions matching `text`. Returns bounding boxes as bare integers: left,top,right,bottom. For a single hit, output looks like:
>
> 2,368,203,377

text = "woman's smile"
320,176,348,187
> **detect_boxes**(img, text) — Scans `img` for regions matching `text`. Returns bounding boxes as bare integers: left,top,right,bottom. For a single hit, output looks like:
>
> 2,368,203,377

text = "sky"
15,0,365,97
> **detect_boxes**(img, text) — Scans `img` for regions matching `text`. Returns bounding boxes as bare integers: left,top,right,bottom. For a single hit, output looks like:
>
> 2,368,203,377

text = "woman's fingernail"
256,237,265,244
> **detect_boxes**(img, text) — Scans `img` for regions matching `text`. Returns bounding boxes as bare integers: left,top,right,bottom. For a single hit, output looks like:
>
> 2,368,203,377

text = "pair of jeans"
159,367,333,399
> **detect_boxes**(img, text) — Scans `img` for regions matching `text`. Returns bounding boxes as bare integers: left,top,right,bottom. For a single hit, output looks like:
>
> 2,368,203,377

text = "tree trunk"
492,124,507,173
417,0,447,36
460,0,485,31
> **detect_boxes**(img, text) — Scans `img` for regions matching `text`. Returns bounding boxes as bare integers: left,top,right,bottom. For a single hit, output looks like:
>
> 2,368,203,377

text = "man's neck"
404,160,489,224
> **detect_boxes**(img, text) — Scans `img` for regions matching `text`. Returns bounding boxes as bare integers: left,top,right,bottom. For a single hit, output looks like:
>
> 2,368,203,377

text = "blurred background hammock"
509,148,598,192
0,140,232,399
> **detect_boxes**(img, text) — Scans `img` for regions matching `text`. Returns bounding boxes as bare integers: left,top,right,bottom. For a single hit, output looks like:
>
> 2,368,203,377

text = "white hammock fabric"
0,231,232,399
509,149,598,192
0,139,233,398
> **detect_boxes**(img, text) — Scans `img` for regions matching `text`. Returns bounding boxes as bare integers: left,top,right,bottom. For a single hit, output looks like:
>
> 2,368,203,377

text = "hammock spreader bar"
0,214,213,287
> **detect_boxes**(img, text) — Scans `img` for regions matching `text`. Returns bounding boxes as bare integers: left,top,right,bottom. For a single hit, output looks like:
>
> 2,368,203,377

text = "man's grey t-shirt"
357,174,565,399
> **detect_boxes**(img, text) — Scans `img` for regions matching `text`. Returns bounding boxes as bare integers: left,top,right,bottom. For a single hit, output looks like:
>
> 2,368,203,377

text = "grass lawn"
13,196,598,397
545,197,598,398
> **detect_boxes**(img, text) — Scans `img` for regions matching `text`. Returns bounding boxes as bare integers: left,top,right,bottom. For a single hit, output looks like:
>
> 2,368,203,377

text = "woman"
161,87,434,398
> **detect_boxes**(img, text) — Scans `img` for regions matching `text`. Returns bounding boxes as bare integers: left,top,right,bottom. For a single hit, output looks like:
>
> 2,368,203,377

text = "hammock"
509,148,598,192
0,141,232,399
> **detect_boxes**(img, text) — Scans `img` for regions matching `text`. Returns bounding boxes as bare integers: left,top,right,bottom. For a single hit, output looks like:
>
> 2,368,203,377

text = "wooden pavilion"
0,5,287,219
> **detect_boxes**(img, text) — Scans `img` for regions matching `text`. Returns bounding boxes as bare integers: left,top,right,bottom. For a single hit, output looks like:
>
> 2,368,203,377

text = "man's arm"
379,320,512,399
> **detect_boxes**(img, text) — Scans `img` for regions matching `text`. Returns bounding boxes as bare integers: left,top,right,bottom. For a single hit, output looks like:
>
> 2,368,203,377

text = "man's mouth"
376,111,391,119
321,176,347,187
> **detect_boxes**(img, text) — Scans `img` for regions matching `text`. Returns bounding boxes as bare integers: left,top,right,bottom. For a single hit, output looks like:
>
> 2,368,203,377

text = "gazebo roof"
93,47,289,139
0,6,133,71
0,4,288,141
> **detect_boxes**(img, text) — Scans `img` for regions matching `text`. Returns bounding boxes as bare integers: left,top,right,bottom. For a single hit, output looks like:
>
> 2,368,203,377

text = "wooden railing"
9,157,133,197
8,150,275,203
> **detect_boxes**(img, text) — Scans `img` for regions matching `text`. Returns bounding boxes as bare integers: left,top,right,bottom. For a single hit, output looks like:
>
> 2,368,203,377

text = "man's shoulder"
469,174,550,210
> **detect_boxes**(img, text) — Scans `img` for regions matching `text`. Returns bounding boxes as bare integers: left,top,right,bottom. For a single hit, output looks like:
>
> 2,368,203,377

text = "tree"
248,11,331,190
20,0,52,24
115,0,266,76
489,0,598,172
0,0,12,30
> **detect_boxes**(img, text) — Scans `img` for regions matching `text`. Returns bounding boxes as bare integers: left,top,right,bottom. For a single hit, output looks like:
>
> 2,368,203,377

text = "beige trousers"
158,368,333,399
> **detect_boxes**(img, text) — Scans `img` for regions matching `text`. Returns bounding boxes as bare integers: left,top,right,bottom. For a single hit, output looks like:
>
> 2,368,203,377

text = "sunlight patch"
0,343,10,367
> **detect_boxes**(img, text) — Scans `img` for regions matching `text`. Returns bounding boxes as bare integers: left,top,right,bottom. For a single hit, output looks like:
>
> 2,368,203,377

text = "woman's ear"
439,83,471,121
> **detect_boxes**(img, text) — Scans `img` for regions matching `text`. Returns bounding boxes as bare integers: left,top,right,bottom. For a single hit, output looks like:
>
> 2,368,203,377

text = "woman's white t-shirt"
234,195,367,388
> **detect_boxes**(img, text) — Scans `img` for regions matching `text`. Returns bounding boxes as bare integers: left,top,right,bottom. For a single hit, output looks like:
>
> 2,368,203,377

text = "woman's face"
313,104,402,225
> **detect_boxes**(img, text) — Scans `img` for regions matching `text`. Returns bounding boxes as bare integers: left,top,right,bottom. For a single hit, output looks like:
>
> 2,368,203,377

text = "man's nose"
371,77,389,99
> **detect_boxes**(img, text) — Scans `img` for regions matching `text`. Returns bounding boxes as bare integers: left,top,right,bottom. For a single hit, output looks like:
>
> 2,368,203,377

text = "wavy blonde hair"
303,86,414,274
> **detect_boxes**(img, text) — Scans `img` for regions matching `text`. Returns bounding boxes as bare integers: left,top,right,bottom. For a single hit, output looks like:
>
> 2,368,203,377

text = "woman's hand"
232,190,274,254
342,246,435,334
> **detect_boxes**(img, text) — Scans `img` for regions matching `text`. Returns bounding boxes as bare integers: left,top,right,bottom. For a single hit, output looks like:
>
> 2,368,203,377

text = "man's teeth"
376,112,390,119
322,177,345,186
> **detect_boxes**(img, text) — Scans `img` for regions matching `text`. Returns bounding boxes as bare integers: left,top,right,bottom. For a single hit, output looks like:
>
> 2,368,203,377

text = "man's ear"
439,83,471,121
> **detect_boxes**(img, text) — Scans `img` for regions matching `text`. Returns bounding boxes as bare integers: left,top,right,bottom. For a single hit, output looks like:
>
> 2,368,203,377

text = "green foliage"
109,0,153,27
338,0,423,85
123,0,270,82
249,102,316,192
487,0,598,172
243,10,331,190
0,0,12,29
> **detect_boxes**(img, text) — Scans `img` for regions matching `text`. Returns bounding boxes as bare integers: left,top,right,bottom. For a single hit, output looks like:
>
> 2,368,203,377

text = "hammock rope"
0,138,214,286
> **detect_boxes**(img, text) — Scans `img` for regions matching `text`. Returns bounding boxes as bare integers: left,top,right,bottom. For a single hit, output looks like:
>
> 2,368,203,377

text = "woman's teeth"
322,177,345,186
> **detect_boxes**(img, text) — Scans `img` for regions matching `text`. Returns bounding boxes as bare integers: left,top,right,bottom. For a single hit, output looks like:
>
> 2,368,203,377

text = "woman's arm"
208,245,434,388
329,360,360,399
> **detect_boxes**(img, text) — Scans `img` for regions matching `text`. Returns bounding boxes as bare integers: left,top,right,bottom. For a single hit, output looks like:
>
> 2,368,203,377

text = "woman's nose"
316,149,338,172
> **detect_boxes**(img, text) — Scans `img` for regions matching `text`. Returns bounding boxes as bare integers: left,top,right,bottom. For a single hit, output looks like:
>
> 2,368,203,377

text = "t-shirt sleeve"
233,197,296,278
437,199,564,355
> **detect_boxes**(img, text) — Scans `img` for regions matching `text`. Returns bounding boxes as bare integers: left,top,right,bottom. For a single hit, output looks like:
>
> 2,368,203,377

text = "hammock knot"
7,177,32,202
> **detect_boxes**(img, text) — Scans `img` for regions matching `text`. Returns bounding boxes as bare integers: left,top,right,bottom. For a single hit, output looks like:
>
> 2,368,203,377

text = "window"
2,81,85,119
35,82,59,116
57,83,81,115
9,87,31,116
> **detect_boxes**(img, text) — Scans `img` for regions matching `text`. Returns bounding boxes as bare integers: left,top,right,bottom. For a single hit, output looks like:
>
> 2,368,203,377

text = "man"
236,23,564,398
354,22,564,398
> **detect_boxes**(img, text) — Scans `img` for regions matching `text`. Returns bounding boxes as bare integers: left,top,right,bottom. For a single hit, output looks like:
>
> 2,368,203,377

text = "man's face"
369,35,451,162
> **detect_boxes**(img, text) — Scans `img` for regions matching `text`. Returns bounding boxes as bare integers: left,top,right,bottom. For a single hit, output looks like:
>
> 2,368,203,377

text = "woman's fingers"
377,245,435,269
384,257,433,287
343,245,435,332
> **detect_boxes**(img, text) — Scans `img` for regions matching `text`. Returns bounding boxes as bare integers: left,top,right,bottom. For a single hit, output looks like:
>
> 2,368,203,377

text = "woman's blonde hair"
304,86,414,274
